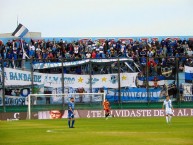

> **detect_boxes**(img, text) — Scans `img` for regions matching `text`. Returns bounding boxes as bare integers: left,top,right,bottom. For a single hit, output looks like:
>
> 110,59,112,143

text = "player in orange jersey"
103,98,111,119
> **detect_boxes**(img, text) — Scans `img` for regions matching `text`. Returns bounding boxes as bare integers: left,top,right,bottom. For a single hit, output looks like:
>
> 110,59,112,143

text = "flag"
185,65,193,83
12,24,29,38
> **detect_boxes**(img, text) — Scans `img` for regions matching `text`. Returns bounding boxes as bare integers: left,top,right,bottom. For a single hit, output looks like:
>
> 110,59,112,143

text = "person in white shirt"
86,52,91,58
29,44,35,51
162,96,173,124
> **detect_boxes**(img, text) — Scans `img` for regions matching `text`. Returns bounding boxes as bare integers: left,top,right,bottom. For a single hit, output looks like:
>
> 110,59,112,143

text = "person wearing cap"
68,97,75,128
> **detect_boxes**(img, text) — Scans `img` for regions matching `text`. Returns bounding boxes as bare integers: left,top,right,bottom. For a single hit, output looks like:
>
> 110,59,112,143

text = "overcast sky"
0,0,193,37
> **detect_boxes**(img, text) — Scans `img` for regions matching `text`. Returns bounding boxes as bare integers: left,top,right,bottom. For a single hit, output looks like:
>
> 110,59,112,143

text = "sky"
0,0,193,37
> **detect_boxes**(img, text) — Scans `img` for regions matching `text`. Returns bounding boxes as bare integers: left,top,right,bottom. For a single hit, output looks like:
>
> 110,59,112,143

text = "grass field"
0,117,193,145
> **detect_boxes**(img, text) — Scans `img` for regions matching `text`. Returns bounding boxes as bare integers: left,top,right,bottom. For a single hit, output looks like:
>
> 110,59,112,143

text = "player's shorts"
104,108,110,113
68,112,74,119
165,108,173,115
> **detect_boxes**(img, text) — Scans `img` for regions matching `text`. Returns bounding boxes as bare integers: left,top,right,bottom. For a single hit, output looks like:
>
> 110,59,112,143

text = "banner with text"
33,58,133,69
105,88,162,102
34,108,193,120
1,108,193,120
3,68,138,88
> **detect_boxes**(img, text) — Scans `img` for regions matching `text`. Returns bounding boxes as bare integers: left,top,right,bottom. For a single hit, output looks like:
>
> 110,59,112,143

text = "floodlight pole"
17,15,19,26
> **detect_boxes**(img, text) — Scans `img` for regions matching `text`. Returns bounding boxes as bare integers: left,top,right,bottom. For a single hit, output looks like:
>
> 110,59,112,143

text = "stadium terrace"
0,36,193,113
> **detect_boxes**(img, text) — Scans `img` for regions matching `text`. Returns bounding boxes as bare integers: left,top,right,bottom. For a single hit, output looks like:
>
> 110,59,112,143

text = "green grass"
0,117,193,145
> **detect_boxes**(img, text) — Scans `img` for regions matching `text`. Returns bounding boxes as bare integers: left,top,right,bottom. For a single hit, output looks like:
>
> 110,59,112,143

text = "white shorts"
165,108,173,115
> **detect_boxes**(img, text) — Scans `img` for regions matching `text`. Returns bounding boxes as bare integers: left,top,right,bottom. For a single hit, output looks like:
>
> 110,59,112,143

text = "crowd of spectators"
0,38,193,73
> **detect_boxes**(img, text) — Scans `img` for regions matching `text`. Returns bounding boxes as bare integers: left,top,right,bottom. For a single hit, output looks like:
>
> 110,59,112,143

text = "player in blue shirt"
68,97,75,128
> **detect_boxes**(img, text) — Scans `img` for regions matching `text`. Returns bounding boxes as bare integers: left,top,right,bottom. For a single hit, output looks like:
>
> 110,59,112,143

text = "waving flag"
12,24,29,68
12,24,29,38
185,65,193,83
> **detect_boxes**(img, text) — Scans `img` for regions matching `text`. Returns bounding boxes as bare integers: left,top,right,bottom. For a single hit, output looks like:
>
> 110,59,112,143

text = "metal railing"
0,56,193,112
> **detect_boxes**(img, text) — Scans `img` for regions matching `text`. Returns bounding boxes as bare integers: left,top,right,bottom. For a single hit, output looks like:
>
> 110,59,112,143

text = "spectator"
6,51,14,68
0,38,192,76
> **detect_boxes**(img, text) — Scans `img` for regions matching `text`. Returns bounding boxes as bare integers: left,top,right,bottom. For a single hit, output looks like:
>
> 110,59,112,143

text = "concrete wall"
0,32,41,38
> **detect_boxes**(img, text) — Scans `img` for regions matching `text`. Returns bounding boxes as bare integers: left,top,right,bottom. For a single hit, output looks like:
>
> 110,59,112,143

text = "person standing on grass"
103,98,111,120
68,97,75,128
162,96,173,124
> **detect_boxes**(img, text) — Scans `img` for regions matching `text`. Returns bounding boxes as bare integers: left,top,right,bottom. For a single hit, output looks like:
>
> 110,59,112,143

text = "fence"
0,56,193,112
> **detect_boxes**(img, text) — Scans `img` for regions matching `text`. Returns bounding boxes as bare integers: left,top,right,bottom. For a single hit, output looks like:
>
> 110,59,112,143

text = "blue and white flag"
12,24,29,38
106,88,162,102
185,65,193,83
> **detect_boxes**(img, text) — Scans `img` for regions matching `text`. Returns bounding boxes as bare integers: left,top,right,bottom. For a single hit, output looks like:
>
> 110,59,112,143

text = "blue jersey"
68,101,75,118
68,101,75,113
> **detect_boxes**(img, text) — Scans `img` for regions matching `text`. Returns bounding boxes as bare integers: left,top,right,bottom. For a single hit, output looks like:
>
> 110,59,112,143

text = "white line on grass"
46,129,67,133
46,130,193,134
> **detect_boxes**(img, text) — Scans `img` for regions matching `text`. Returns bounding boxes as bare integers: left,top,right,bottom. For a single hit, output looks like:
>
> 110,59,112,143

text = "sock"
166,116,169,123
68,120,71,128
105,114,108,118
71,120,75,127
169,116,172,123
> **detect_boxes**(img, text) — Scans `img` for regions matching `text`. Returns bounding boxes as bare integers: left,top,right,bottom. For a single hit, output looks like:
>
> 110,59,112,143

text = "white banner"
182,83,192,96
33,58,133,69
4,68,137,88
185,65,193,73
137,79,166,86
